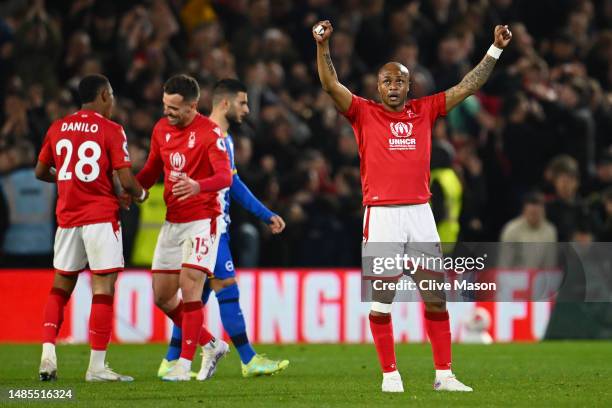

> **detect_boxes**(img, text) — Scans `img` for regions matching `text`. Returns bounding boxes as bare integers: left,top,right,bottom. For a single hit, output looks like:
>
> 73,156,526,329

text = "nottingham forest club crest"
388,122,416,151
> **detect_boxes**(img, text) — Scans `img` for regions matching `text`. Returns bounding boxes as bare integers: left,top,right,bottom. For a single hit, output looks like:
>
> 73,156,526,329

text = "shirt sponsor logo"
165,133,171,142
169,151,187,181
390,122,413,138
170,152,186,171
61,122,99,133
188,132,196,148
388,122,416,151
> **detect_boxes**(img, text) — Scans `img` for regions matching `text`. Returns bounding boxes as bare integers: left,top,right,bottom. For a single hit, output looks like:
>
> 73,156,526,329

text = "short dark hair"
212,78,247,104
523,191,545,206
163,74,200,102
78,74,110,104
548,154,579,179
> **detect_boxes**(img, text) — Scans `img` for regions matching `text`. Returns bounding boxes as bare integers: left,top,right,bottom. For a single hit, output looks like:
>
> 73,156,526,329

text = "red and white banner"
0,269,552,343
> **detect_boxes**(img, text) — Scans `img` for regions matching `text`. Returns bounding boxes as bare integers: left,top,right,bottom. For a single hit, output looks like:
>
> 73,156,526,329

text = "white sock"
178,357,192,372
88,350,106,371
42,343,56,360
436,369,453,380
383,370,401,379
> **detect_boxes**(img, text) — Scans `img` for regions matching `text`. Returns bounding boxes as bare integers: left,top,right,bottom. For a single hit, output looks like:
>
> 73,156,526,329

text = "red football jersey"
342,93,446,206
136,113,229,223
38,110,132,228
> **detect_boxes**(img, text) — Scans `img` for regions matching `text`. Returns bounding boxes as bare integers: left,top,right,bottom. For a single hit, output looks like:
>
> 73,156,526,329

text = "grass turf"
0,342,610,407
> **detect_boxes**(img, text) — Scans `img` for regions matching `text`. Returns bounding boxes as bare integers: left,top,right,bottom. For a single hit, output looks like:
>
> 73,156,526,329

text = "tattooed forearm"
323,53,336,76
445,55,498,111
316,41,352,111
460,55,497,94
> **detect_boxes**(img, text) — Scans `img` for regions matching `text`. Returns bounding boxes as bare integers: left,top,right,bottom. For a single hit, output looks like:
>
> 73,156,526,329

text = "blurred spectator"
499,192,558,268
597,187,612,241
457,144,488,242
13,0,61,94
545,155,593,241
430,125,462,247
0,141,55,266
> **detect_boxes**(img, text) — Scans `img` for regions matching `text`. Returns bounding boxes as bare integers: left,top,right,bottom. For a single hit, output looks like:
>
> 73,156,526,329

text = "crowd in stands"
1,0,611,268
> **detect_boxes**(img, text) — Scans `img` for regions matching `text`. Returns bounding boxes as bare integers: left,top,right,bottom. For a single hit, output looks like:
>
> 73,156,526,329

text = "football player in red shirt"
35,74,148,382
314,21,512,392
135,74,233,381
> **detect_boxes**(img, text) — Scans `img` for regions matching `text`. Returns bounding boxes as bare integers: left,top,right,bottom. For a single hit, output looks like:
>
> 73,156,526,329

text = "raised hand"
312,20,333,44
494,25,513,49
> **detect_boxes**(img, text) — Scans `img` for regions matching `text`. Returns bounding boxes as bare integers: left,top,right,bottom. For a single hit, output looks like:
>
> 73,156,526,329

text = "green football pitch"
0,342,610,407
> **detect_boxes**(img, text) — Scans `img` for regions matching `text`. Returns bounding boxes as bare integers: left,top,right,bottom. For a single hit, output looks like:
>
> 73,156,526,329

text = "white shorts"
151,217,222,275
362,204,443,274
54,221,124,274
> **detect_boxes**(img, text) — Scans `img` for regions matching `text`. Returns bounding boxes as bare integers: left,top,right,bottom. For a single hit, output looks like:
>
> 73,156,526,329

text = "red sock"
89,294,114,351
42,287,71,344
167,300,184,326
425,310,452,370
199,325,213,346
369,314,397,373
180,301,203,361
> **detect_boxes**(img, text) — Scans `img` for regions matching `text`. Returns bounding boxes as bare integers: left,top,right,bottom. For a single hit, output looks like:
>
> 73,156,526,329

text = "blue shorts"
212,233,235,279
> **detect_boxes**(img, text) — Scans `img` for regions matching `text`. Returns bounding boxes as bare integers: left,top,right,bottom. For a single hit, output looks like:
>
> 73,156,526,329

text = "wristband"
487,44,503,60
138,189,146,201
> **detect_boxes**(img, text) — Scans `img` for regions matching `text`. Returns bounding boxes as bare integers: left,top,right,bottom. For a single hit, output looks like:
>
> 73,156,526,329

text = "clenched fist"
312,20,333,44
493,25,513,49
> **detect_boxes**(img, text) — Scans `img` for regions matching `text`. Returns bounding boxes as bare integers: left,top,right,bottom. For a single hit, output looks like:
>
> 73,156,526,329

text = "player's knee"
90,273,117,295
153,293,166,307
52,272,78,293
153,289,175,308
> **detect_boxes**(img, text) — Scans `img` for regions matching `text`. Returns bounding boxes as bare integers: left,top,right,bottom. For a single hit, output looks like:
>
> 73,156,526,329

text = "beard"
226,109,242,125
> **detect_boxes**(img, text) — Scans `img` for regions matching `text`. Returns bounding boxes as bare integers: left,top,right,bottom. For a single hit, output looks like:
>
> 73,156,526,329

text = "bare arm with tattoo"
313,20,352,113
445,25,513,112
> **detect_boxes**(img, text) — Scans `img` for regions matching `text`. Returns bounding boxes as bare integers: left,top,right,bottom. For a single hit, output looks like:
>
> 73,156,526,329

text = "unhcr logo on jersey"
388,122,416,151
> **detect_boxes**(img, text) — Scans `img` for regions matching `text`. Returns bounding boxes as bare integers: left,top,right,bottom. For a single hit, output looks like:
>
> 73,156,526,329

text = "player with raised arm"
313,21,512,392
157,79,289,378
36,74,148,382
135,74,232,381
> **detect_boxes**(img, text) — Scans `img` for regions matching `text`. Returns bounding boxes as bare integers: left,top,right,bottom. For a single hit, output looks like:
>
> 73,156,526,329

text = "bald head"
378,62,410,78
377,62,410,111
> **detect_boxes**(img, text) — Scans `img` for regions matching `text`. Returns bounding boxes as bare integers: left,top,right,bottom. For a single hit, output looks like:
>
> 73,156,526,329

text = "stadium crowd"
1,0,611,268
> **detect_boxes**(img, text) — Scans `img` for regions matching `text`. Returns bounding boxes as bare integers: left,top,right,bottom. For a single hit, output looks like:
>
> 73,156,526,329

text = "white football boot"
196,339,230,381
381,370,405,392
434,375,473,391
86,363,134,382
161,361,191,382
39,357,57,381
